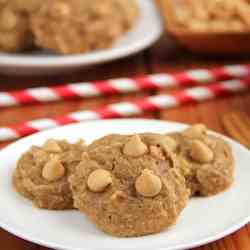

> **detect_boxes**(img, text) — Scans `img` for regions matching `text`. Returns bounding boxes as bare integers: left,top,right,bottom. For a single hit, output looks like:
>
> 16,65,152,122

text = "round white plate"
0,0,162,76
0,119,250,250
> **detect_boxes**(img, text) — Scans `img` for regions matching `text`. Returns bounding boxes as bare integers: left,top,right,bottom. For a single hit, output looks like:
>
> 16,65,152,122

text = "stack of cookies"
13,124,234,237
0,0,138,53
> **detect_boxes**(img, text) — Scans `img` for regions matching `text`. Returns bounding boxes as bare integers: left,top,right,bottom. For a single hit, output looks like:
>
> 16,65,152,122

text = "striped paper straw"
1,77,250,142
1,64,250,108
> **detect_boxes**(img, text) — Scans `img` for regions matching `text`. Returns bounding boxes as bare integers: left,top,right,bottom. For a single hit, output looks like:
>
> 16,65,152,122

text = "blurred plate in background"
0,0,162,76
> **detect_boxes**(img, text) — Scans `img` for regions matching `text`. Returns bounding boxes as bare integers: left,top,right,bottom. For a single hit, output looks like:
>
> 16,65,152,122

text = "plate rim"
0,119,249,250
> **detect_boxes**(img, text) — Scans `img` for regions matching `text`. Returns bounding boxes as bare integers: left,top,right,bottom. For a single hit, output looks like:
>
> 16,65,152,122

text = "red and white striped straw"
1,64,250,108
1,77,249,142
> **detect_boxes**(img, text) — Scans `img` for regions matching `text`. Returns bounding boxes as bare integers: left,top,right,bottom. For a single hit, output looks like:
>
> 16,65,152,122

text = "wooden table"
0,36,250,250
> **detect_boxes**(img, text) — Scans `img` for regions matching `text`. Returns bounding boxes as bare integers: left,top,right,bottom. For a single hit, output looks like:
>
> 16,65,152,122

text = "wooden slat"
0,229,40,250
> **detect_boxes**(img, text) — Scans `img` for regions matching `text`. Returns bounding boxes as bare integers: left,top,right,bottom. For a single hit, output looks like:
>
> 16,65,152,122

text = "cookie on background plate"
13,139,86,210
69,133,190,237
31,0,139,54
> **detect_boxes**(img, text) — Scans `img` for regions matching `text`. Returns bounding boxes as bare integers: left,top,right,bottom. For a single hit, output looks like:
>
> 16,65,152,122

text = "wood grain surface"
0,36,250,250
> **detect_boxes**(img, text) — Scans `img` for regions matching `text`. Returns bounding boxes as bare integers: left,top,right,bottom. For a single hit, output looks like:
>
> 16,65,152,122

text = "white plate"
0,119,250,250
0,0,162,76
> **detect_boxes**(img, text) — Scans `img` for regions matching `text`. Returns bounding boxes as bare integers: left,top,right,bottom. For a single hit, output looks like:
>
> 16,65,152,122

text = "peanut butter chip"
190,140,214,164
43,139,62,153
87,169,112,192
123,134,147,157
42,157,65,181
135,169,162,197
203,137,217,149
182,124,207,139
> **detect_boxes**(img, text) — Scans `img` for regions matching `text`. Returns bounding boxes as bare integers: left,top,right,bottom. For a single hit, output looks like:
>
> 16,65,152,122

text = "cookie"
168,124,234,196
13,139,86,210
30,0,139,54
69,134,190,237
0,4,32,52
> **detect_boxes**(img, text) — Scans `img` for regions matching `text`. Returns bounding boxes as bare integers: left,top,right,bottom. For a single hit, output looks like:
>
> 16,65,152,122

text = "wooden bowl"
156,0,250,54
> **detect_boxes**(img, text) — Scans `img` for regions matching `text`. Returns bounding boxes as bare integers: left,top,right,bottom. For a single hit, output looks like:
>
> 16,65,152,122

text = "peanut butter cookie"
30,0,139,54
168,125,234,196
69,134,190,237
13,139,86,210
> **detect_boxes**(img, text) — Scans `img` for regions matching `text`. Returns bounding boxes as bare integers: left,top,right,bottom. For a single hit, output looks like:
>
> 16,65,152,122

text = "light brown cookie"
13,139,86,210
168,124,234,196
69,134,190,237
30,0,139,54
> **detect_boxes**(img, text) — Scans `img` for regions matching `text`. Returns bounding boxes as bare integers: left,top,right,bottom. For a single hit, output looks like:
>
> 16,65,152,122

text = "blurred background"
0,1,250,250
